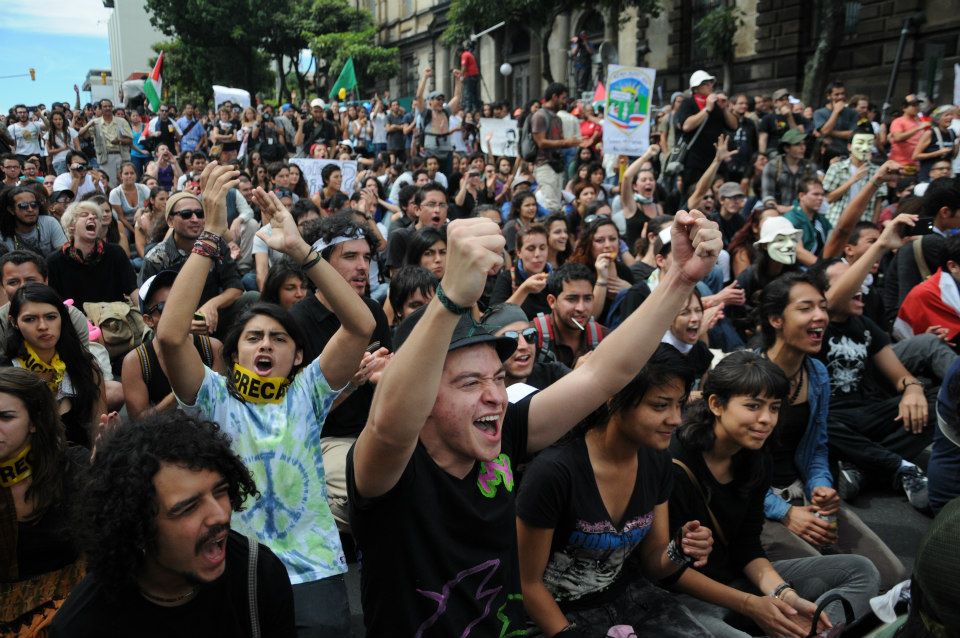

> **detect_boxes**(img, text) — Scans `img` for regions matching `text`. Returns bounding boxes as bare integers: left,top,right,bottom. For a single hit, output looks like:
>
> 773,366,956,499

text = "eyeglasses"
70,164,88,171
420,201,448,210
16,201,40,211
146,301,166,315
502,327,538,345
173,208,204,220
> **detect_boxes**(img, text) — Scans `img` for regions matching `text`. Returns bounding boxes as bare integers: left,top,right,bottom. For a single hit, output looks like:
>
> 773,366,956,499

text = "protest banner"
602,65,656,157
479,117,519,157
290,158,358,196
213,85,251,109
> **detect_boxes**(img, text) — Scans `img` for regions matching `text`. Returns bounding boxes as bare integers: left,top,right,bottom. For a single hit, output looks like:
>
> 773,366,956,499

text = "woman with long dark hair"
404,226,447,280
620,146,664,251
670,351,881,637
45,111,78,176
6,283,105,447
517,345,714,637
568,216,634,321
134,187,168,258
0,185,68,255
727,205,780,277
261,259,309,310
544,212,570,269
0,367,89,636
503,191,539,254
287,162,309,200
156,166,374,634
758,271,907,591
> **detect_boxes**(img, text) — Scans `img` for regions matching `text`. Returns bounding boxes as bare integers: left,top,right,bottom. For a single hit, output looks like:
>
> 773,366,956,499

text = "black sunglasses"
583,213,612,225
502,327,538,345
146,301,166,315
16,201,40,211
173,208,204,220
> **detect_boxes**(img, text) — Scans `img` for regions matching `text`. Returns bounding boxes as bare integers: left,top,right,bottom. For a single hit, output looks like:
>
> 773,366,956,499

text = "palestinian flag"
145,53,164,112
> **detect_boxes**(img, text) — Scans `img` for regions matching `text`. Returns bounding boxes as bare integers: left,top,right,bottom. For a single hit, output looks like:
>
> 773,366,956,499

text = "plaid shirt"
822,158,887,226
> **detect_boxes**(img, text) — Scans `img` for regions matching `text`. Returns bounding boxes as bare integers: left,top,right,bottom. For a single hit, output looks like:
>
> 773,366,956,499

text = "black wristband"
435,282,471,315
301,251,322,270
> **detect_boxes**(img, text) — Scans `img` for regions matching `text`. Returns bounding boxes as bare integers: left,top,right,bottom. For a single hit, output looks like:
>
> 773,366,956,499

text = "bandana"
634,193,655,205
62,238,105,266
17,343,66,396
231,363,290,404
311,229,366,255
0,444,32,488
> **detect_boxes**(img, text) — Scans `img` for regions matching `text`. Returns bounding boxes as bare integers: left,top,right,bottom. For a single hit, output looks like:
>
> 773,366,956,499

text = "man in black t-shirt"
294,98,336,156
676,70,738,196
290,214,391,529
817,234,935,510
385,182,448,277
758,88,806,155
346,213,722,636
51,411,294,637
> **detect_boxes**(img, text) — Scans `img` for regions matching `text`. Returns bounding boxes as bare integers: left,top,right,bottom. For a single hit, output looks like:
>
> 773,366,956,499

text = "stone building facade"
375,0,960,109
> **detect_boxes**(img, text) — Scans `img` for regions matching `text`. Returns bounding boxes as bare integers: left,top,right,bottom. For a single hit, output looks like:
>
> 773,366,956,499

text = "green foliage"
696,5,744,62
148,40,273,108
442,0,662,46
305,0,399,96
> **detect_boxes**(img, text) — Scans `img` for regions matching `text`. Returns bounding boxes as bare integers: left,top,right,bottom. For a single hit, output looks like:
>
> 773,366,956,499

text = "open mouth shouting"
806,326,824,347
253,354,274,376
473,414,502,442
197,525,229,568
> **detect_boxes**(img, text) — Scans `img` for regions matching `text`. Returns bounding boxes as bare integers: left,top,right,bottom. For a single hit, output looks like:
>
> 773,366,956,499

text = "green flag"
328,57,358,100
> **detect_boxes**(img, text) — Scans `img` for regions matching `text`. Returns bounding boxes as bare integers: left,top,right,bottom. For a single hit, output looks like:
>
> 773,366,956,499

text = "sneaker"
896,465,930,511
838,462,864,501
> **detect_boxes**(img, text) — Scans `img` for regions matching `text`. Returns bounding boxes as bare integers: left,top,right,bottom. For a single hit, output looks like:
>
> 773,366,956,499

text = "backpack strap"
671,458,728,546
913,237,932,280
247,535,261,638
135,343,152,386
196,334,215,367
533,312,553,351
586,318,602,350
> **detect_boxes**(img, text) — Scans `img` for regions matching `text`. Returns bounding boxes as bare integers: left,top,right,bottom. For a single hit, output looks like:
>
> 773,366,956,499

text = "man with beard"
50,411,294,636
531,83,592,212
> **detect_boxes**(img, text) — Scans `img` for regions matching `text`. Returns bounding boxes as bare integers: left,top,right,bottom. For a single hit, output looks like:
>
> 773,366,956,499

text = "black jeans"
827,391,935,476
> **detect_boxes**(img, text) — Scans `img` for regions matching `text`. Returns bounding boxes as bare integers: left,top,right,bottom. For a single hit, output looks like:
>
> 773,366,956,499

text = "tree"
261,0,317,102
148,40,274,108
305,0,399,98
801,0,842,107
696,3,744,94
442,0,660,85
144,0,280,97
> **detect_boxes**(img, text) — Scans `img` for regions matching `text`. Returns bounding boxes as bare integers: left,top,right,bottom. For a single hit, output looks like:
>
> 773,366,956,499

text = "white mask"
850,133,874,162
766,234,798,265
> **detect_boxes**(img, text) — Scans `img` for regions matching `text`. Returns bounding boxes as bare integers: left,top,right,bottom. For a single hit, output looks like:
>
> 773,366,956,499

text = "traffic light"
28,68,35,81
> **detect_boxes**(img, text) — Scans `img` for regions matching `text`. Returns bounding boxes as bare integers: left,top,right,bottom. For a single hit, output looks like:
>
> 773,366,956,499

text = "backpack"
519,115,539,162
83,301,146,358
532,312,602,363
136,335,214,386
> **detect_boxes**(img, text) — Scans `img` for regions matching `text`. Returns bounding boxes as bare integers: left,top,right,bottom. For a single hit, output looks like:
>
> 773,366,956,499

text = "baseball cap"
718,182,744,199
281,103,293,112
779,128,806,147
138,270,178,313
480,304,529,334
772,88,790,101
688,70,716,89
51,188,74,201
310,98,326,109
754,216,801,247
394,305,517,362
511,175,531,189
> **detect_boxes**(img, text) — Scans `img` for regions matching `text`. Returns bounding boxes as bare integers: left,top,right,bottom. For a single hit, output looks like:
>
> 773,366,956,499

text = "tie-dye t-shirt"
179,359,345,584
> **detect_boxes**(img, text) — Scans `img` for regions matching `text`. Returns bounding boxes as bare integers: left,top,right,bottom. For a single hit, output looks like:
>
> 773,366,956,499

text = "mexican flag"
145,53,164,112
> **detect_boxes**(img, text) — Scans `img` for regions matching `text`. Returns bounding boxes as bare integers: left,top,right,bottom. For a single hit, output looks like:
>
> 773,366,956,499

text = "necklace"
139,585,199,606
788,361,805,404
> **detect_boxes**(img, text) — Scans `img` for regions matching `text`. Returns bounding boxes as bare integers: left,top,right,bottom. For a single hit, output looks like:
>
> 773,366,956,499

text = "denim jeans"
292,575,352,637
676,554,880,637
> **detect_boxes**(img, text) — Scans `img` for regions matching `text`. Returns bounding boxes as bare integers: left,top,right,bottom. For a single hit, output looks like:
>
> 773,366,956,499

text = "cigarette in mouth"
571,317,585,331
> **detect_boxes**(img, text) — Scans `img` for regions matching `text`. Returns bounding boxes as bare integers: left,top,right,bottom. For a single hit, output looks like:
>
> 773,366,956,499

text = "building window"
404,0,413,18
686,0,720,63
401,55,417,96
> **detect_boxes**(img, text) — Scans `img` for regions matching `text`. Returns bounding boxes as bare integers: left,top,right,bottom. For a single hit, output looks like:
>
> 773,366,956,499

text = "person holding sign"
156,163,375,635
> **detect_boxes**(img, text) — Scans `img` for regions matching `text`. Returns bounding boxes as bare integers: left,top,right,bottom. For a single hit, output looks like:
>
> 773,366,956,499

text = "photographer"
257,110,287,163
52,150,100,198
676,70,739,198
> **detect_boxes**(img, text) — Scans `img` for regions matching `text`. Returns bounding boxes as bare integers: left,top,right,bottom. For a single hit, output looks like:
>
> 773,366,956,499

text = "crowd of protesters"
1,62,960,638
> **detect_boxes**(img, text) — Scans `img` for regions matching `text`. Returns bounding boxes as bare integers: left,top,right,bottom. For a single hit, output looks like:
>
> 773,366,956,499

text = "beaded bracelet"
435,282,471,315
198,230,224,248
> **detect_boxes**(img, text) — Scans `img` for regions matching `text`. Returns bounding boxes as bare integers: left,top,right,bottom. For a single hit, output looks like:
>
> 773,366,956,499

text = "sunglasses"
906,100,920,107
146,301,166,315
502,327,538,345
16,201,40,211
583,213,611,225
173,208,204,220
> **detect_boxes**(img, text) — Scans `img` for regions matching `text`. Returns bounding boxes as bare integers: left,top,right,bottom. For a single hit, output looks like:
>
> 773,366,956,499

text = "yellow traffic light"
28,68,35,81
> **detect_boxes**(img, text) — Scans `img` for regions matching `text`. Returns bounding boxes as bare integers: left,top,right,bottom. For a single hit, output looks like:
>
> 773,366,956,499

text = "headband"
311,228,366,255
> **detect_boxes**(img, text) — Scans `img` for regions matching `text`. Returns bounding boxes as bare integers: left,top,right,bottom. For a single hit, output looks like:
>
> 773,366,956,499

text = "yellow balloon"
338,88,347,100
